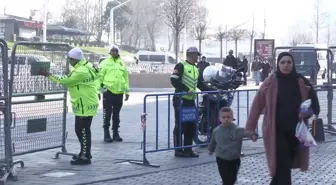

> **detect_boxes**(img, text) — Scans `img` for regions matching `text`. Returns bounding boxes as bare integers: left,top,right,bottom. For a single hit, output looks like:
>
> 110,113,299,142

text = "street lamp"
109,0,131,46
43,0,49,42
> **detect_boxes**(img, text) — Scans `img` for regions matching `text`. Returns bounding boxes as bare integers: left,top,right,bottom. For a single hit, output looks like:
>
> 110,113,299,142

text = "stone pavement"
2,87,335,185
91,140,336,185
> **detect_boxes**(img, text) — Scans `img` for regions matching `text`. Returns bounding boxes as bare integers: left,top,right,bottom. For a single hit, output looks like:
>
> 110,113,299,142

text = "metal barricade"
0,39,18,184
114,90,260,168
9,42,76,164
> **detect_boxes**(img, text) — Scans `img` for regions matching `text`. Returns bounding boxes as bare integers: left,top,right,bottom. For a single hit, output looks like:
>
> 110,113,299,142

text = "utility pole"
262,8,266,39
43,0,49,42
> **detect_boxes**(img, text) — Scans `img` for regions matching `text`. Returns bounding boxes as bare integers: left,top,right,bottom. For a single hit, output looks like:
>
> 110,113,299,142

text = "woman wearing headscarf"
245,52,320,185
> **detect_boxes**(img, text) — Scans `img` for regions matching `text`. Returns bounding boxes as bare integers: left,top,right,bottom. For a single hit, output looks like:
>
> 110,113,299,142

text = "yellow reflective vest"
180,61,199,100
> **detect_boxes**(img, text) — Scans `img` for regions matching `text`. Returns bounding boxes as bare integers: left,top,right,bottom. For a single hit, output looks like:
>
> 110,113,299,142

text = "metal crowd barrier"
0,41,77,184
114,90,261,168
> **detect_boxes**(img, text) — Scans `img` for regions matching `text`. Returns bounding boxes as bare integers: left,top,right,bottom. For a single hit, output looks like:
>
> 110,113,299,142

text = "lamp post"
109,0,131,46
43,0,49,42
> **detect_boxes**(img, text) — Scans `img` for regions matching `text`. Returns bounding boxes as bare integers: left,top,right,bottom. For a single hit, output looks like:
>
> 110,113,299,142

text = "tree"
190,5,208,54
230,29,247,57
246,13,257,64
214,25,230,62
312,0,328,43
142,0,163,51
290,32,313,46
162,0,196,62
102,1,132,45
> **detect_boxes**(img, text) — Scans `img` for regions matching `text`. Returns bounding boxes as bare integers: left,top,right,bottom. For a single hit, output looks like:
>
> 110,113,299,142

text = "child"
208,107,257,185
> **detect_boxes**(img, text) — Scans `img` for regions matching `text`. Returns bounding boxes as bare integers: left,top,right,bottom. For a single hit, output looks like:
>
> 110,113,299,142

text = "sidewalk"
92,140,336,185
5,100,265,185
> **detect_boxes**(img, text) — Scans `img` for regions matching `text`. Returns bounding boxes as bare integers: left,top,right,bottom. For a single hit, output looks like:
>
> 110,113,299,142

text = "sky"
0,0,335,54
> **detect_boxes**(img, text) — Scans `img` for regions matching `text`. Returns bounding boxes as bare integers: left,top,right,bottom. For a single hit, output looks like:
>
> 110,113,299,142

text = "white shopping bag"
295,121,317,147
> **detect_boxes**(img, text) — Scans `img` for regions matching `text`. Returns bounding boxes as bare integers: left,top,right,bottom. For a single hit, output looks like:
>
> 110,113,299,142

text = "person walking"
99,45,130,143
251,57,262,86
261,60,271,82
41,48,99,165
241,56,248,85
245,52,320,185
209,107,256,185
170,47,214,158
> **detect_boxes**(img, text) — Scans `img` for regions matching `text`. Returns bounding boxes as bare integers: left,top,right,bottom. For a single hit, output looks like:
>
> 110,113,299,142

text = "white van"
136,51,182,64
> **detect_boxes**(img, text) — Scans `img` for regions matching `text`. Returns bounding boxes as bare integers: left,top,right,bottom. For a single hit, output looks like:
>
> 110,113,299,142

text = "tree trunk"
198,39,202,60
175,31,180,63
249,36,253,75
220,39,223,62
234,40,238,57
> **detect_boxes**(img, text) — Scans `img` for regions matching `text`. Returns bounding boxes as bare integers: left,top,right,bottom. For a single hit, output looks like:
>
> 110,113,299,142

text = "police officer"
99,45,130,143
170,47,214,158
41,48,99,165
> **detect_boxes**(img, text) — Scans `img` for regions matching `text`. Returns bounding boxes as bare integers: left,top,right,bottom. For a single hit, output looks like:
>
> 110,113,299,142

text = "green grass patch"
79,46,134,57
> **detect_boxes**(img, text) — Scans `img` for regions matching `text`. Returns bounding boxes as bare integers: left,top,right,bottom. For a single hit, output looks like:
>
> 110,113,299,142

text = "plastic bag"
300,99,311,113
295,120,317,147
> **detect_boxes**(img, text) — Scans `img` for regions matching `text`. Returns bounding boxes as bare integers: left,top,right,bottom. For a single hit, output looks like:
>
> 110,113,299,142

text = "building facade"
0,14,43,41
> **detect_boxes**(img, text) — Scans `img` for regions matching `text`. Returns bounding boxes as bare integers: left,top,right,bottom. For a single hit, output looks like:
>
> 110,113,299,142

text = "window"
27,57,36,64
138,55,149,61
168,56,176,64
149,55,165,62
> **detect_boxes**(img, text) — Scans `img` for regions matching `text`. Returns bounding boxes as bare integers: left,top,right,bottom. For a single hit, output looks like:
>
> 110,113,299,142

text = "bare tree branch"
311,0,329,43
230,29,248,57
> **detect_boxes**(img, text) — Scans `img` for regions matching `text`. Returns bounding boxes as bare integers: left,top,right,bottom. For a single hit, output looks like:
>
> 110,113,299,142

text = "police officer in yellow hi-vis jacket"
41,48,99,165
99,45,130,143
170,47,214,158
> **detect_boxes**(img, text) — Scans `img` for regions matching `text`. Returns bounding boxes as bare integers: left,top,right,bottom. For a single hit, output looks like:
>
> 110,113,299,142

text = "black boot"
70,155,91,165
72,153,92,160
104,127,113,143
174,149,189,157
184,148,199,158
113,130,123,142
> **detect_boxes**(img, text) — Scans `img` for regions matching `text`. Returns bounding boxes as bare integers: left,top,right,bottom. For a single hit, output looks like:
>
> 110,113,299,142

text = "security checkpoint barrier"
114,90,261,168
0,41,77,184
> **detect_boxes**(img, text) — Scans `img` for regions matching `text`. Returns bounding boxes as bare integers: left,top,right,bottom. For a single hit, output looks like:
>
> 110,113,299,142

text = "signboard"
22,21,43,29
254,39,275,65
181,107,198,122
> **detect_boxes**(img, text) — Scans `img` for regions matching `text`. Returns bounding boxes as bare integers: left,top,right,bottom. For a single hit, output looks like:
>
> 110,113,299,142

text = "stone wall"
129,73,172,88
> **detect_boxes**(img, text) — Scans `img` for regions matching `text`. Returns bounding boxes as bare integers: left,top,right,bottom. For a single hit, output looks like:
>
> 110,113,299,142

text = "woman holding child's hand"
245,52,320,185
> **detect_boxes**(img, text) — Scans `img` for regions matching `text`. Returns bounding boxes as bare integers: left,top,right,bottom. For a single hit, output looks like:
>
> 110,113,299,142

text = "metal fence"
0,40,77,184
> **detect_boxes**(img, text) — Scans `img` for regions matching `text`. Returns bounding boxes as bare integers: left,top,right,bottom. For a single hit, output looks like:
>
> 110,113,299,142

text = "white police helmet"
203,65,218,82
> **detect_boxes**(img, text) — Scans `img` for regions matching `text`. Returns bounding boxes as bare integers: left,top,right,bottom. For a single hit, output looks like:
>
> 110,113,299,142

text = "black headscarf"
276,52,302,130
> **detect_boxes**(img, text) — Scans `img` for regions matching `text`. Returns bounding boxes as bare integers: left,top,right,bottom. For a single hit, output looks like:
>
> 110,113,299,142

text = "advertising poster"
254,39,275,66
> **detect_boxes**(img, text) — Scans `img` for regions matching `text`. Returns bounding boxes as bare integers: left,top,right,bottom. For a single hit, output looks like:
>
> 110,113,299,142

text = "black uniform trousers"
103,91,123,130
75,116,93,158
270,129,299,185
216,157,241,185
173,96,196,151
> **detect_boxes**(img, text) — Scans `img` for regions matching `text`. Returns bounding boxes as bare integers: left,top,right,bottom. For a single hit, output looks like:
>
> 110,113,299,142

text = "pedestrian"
261,59,271,82
245,52,320,185
223,50,238,69
208,107,257,185
197,56,210,82
170,46,214,158
99,45,130,143
251,57,262,86
40,48,99,165
241,56,248,85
